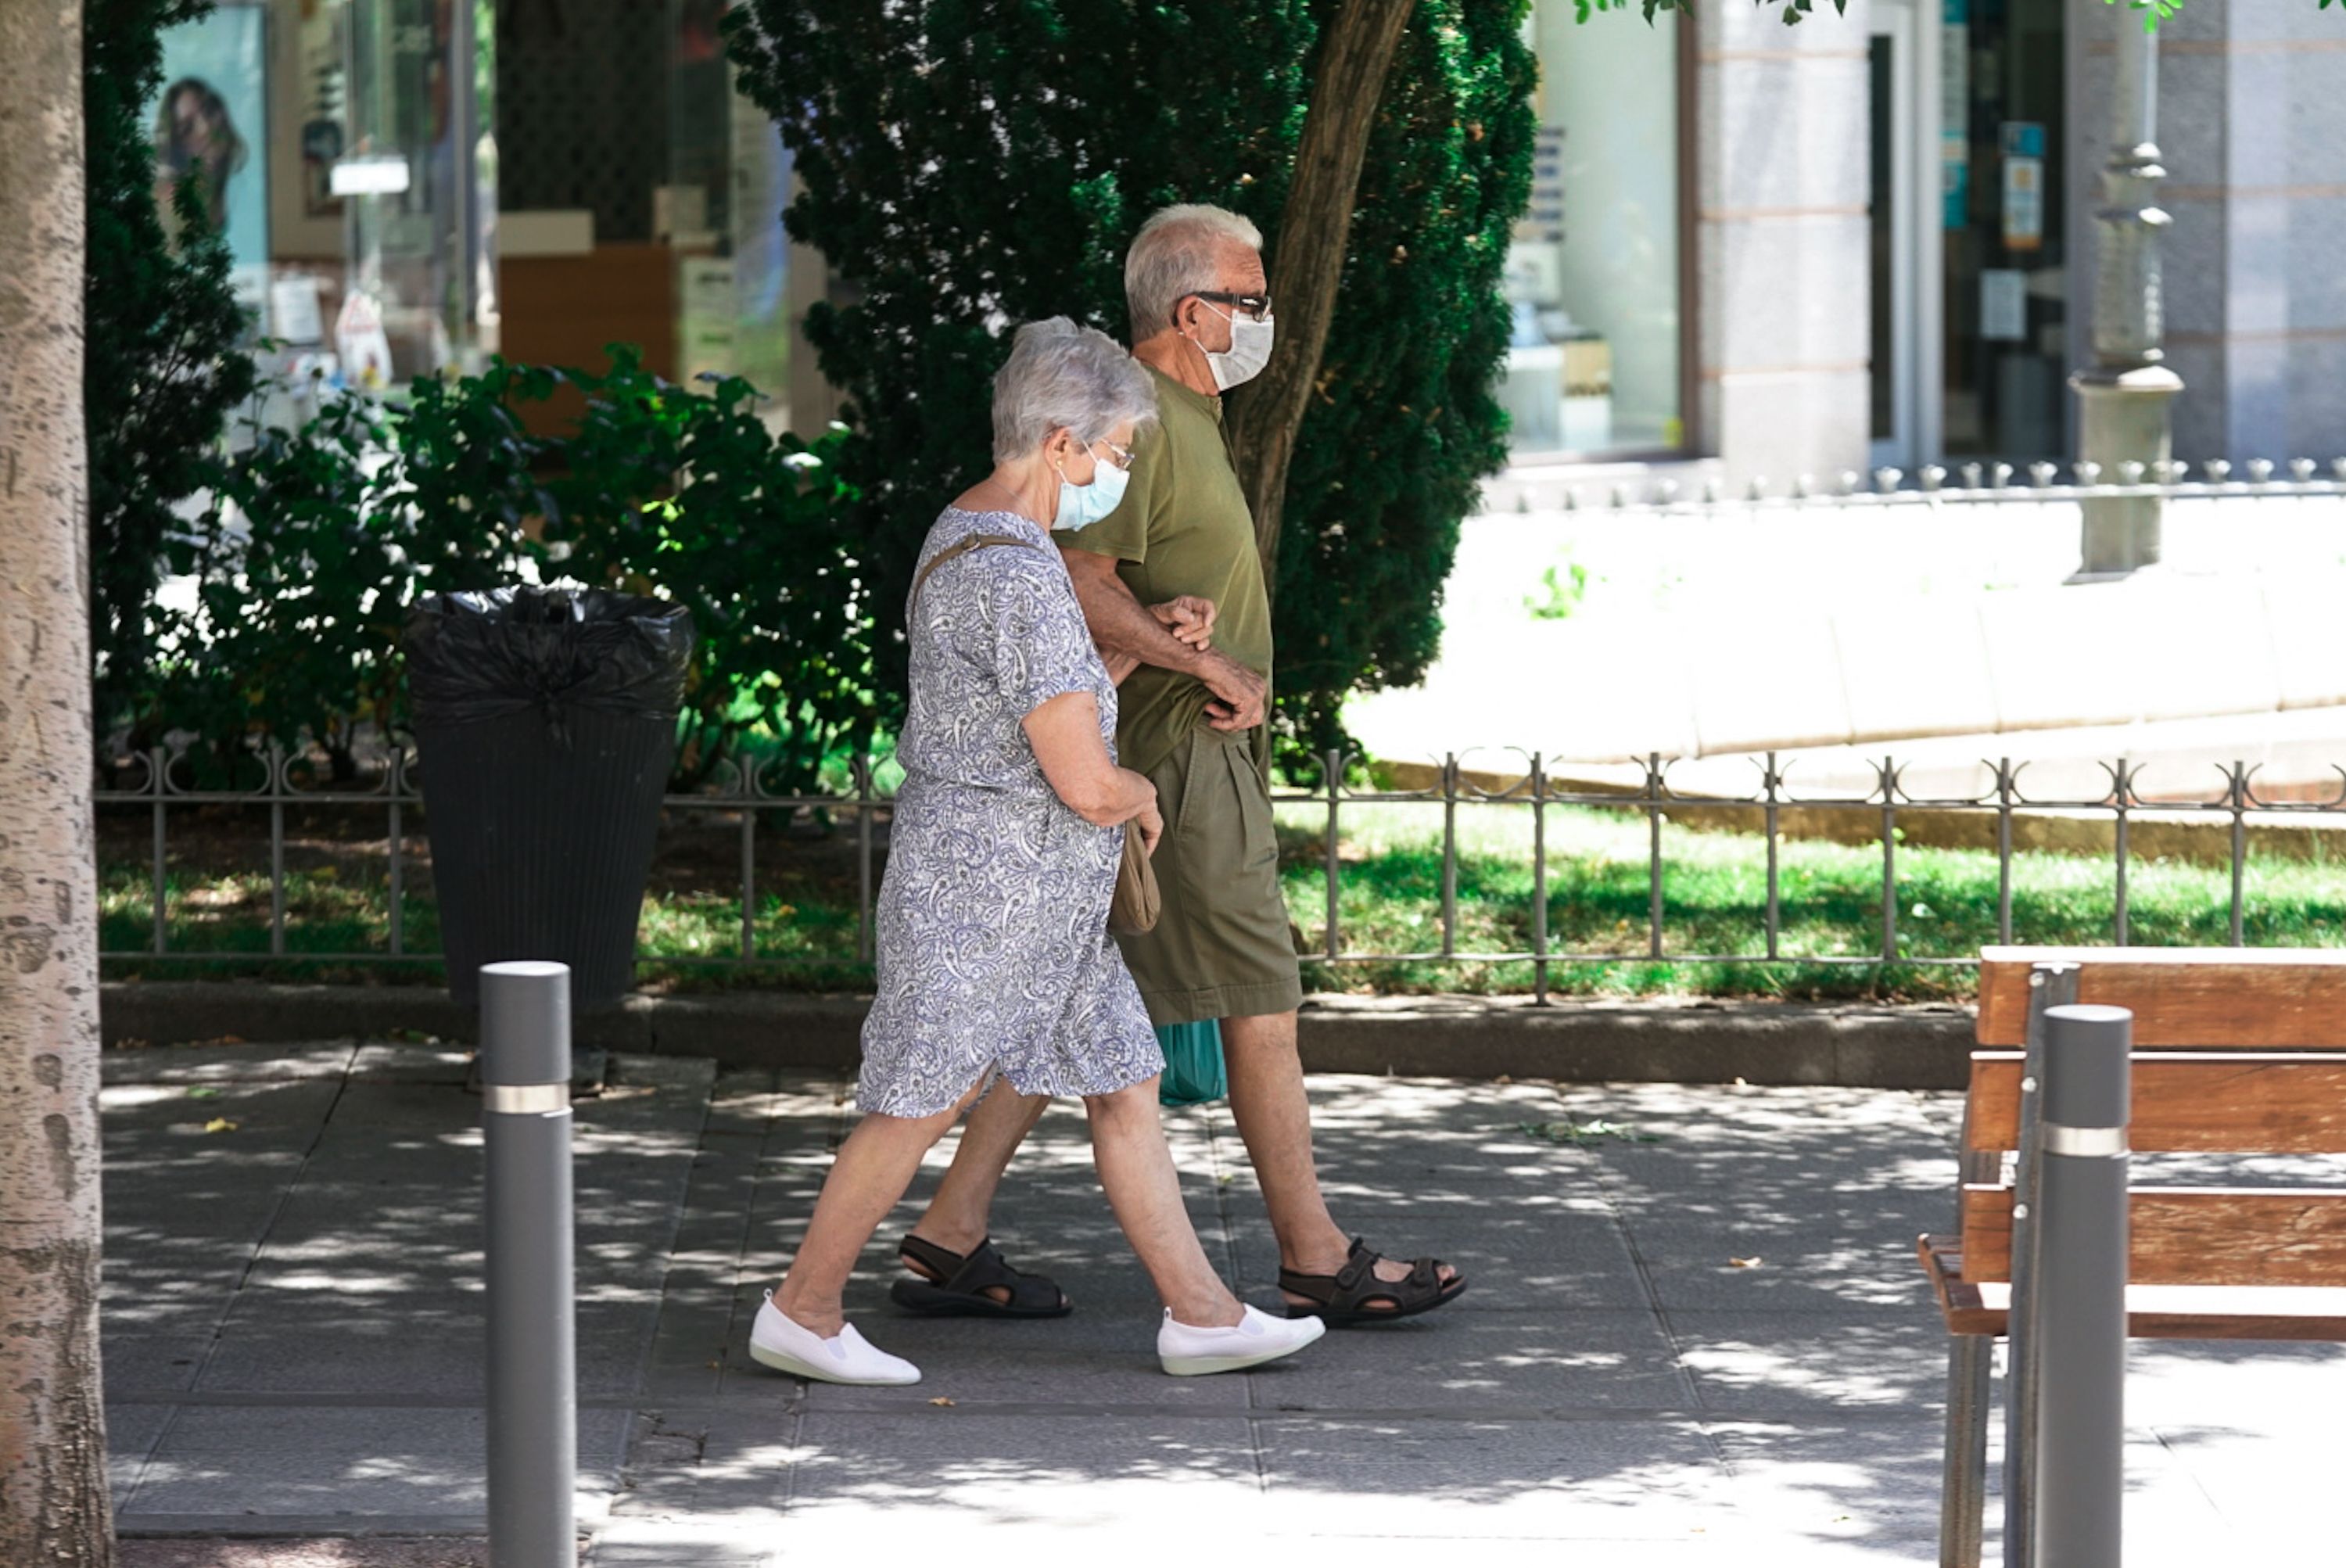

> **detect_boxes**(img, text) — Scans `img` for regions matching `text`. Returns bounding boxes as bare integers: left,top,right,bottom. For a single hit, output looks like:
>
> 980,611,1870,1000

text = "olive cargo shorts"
1116,727,1304,1026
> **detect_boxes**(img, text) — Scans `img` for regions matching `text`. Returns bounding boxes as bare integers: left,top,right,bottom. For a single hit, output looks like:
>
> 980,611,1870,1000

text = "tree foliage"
84,0,256,752
725,0,1534,762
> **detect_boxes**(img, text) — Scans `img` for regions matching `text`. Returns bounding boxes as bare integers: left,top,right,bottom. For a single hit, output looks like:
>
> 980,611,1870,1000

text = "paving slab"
119,1543,506,1568
1256,1415,1728,1538
96,1043,2346,1559
1227,1202,1645,1302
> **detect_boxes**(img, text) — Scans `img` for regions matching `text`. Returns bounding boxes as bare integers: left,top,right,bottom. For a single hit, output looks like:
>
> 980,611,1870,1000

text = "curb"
100,981,1978,1090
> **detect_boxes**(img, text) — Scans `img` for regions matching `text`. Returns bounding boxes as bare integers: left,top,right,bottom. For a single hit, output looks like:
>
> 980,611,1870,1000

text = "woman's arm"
1023,691,1163,850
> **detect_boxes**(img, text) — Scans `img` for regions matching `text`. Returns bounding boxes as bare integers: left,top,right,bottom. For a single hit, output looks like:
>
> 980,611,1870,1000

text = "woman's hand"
1149,596,1216,651
1135,800,1164,857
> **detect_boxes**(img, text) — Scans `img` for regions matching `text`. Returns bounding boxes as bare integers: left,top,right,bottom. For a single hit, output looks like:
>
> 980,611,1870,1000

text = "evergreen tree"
84,0,256,754
1273,1,1533,758
726,0,1531,762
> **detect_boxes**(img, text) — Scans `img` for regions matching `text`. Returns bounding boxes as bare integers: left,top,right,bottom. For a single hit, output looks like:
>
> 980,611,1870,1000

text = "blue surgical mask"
1053,445,1130,530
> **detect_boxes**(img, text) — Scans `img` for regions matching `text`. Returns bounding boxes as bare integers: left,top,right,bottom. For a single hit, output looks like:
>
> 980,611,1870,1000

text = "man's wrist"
1171,641,1224,680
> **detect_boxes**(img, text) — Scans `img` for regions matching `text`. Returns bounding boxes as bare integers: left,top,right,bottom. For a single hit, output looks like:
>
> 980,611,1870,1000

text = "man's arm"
1060,547,1266,730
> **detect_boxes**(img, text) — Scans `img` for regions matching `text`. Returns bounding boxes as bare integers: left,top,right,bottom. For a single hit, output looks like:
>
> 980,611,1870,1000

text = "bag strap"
910,532,1042,611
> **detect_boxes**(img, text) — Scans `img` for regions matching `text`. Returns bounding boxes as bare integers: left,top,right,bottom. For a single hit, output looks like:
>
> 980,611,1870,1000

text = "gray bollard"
2032,1003,2132,1568
481,961,577,1566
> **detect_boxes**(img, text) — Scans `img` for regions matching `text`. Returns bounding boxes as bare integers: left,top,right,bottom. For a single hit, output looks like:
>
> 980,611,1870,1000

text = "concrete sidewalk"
100,1041,2346,1563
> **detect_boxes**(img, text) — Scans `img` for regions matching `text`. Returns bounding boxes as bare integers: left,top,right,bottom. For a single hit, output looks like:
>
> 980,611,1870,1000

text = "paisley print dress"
855,507,1164,1117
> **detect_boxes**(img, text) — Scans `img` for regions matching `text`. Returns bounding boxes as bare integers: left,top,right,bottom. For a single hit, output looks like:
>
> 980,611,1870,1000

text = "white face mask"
1051,442,1130,530
1193,302,1275,391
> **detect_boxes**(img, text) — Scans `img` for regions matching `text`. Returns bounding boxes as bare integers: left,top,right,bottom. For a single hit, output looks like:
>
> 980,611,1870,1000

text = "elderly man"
887,205,1465,1327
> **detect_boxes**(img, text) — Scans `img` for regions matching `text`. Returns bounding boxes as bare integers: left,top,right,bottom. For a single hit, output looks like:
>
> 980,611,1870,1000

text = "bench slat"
1920,1235,2346,1340
1965,1052,2346,1154
1959,1186,2346,1286
1977,946,2346,1049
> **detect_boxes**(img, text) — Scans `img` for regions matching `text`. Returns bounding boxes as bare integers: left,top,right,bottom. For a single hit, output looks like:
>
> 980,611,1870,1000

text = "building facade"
1501,0,2346,500
174,0,2344,483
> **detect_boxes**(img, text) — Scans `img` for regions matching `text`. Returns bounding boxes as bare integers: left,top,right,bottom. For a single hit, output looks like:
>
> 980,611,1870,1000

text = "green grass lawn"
99,800,2346,1001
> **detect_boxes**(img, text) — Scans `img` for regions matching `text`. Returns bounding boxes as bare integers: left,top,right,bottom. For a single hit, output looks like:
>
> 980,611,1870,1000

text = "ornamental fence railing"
91,741,2346,1003
1498,454,2346,511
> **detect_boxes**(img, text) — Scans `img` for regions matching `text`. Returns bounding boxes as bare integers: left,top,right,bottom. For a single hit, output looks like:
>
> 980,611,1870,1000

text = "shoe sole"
889,1279,1074,1319
1160,1319,1327,1376
748,1339,921,1387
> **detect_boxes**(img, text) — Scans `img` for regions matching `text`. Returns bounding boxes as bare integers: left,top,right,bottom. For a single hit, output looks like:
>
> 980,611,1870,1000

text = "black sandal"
1279,1237,1466,1326
888,1235,1073,1319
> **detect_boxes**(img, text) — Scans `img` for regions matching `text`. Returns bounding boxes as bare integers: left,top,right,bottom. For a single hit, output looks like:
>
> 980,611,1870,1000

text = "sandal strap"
1279,1237,1456,1315
899,1234,1064,1312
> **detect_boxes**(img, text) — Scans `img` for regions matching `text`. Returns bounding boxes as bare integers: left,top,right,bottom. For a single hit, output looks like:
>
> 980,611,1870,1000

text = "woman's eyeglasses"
1092,440,1136,472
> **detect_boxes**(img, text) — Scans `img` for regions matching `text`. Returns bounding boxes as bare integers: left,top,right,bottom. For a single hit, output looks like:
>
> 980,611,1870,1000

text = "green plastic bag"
1157,1018,1228,1107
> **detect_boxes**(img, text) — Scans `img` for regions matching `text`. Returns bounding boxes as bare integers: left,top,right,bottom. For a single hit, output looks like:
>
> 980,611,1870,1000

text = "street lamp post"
2072,2,2183,578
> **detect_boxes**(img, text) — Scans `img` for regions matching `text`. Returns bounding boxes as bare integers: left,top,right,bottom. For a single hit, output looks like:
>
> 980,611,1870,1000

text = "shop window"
150,0,494,410
1501,4,1686,461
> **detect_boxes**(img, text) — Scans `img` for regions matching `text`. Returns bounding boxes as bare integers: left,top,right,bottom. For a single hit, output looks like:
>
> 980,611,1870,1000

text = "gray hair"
1124,203,1263,337
990,317,1157,464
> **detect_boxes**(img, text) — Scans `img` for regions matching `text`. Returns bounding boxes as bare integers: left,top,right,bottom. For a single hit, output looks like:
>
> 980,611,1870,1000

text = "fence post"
480,960,577,1568
2031,1002,2132,1568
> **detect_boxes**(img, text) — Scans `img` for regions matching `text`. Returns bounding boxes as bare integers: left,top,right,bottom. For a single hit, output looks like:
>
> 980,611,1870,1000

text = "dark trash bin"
404,587,693,1009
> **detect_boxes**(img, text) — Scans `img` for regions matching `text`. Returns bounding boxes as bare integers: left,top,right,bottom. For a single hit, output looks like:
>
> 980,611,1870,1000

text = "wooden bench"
1921,946,2346,1568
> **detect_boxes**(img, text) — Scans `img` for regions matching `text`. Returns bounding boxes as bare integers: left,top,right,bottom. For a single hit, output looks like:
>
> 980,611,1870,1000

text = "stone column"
1692,0,1873,485
2072,3,2183,578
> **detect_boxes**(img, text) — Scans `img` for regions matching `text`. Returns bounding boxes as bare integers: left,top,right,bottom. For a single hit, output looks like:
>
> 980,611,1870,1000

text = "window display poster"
1520,125,1567,246
1942,0,1969,230
152,4,269,308
680,257,740,386
1980,267,2027,342
2000,121,2044,253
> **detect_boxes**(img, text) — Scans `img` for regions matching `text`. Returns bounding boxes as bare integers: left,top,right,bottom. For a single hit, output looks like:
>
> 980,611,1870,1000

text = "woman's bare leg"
1083,1079,1242,1327
773,1091,974,1337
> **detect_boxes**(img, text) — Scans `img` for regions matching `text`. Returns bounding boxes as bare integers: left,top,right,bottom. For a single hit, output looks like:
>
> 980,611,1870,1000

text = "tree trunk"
0,0,113,1558
1227,0,1415,601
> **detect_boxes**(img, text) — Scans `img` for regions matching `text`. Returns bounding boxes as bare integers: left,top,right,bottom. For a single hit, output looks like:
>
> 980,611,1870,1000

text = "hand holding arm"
1103,597,1215,686
1061,547,1262,727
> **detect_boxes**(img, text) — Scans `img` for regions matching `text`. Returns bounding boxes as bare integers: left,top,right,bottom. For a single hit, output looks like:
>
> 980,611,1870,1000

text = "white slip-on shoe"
1157,1303,1328,1376
748,1292,921,1386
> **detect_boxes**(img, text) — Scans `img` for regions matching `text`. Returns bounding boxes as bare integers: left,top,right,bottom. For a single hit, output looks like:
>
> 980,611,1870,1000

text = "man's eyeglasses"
1185,290,1274,324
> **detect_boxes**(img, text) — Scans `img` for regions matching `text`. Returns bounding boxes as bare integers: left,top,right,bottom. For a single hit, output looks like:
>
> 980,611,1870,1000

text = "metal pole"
2031,1003,2132,1568
481,960,576,1568
2004,961,2079,1568
2073,2,2182,578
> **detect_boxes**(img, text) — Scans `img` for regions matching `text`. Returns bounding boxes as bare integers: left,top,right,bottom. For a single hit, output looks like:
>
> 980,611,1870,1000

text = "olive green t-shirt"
1053,365,1272,775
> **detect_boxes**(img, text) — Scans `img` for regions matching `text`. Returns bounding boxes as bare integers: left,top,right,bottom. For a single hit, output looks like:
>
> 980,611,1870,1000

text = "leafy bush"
534,350,874,788
155,355,867,790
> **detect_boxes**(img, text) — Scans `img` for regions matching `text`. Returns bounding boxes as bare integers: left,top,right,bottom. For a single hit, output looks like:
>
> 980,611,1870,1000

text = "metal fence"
94,741,2346,1000
1498,454,2346,512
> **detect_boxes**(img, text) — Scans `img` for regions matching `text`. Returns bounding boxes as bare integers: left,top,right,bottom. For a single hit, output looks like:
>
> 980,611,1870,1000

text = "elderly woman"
748,318,1323,1385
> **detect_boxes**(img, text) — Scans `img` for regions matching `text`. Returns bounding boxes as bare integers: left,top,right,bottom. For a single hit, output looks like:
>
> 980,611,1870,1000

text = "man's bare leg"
1221,1009,1458,1310
902,1078,1051,1304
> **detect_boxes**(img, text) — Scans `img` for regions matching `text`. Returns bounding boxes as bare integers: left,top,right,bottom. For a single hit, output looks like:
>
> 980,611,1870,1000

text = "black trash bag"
405,587,694,737
404,588,694,1010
